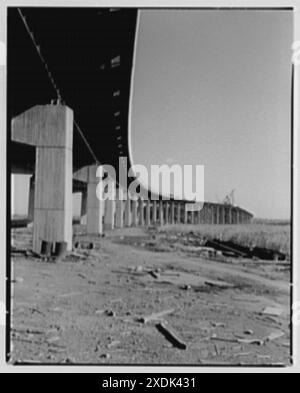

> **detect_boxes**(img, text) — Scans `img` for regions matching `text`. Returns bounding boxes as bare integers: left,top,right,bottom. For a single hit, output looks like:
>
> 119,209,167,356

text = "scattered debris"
234,352,253,357
212,322,226,328
149,271,160,279
205,280,235,289
156,322,187,350
137,309,175,324
238,338,264,346
181,285,191,291
261,307,283,317
265,331,285,342
46,336,61,344
107,341,120,348
104,310,115,317
211,335,237,344
211,335,264,346
100,353,111,359
95,309,105,315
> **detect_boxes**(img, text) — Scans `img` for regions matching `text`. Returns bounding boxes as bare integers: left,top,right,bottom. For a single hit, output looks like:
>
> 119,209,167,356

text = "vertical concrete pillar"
12,105,73,253
125,197,132,227
165,201,169,224
203,205,207,224
177,202,181,224
74,165,104,236
184,204,188,224
138,198,144,226
152,200,158,225
27,175,35,227
170,201,175,225
159,200,164,225
104,182,116,231
229,208,232,225
131,199,138,227
190,209,195,225
145,199,151,226
115,189,124,229
220,205,225,225
80,188,87,225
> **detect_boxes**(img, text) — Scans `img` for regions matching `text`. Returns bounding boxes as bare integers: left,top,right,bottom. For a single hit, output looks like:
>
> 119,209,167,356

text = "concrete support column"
145,199,151,226
115,190,124,229
138,198,144,226
125,198,132,227
203,205,207,224
229,208,232,225
12,105,73,253
222,206,226,225
74,165,104,236
159,200,164,225
131,199,138,227
170,201,175,225
104,182,116,231
152,200,158,225
238,210,242,224
184,204,188,224
27,175,35,227
176,202,181,224
165,202,169,224
190,209,195,225
80,188,87,225
216,206,220,225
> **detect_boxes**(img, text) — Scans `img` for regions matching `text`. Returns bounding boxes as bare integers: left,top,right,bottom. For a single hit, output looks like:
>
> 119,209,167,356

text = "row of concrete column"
77,178,252,235
12,104,251,255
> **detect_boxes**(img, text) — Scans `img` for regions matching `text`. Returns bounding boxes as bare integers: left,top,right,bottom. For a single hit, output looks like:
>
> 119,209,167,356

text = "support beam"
12,105,73,253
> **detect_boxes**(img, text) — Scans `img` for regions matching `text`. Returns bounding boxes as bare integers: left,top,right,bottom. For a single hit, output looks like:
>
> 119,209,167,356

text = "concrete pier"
12,105,73,253
159,200,164,225
170,201,175,225
104,183,116,231
145,199,151,226
115,191,124,229
74,165,104,236
138,198,144,226
152,200,157,225
125,198,132,227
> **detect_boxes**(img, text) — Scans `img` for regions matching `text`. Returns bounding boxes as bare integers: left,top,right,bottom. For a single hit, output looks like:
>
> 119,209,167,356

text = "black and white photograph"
1,0,299,374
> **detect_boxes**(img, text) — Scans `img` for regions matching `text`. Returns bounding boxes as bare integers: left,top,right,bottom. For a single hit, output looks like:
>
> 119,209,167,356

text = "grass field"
158,223,291,257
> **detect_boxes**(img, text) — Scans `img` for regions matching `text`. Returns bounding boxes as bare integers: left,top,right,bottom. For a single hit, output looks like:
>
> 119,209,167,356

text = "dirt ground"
9,225,292,366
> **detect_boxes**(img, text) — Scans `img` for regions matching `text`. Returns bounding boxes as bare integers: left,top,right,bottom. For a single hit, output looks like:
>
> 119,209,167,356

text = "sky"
12,9,293,220
130,10,293,219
